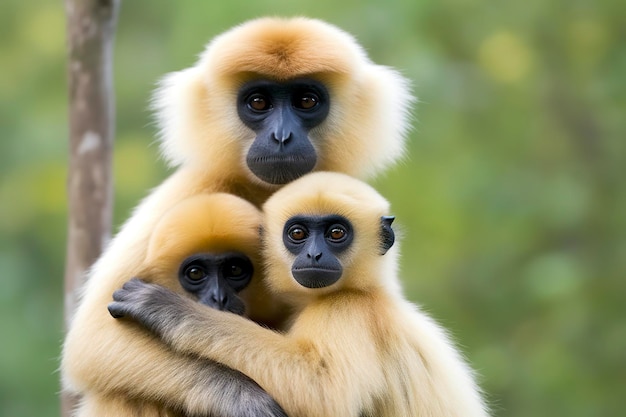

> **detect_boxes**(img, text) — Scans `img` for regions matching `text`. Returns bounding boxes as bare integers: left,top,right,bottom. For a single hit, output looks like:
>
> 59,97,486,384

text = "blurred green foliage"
1,0,624,416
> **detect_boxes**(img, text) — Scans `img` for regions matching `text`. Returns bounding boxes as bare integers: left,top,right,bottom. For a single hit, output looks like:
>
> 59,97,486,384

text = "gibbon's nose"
305,235,325,263
307,251,323,262
269,104,297,145
201,284,229,310
306,234,324,263
271,130,292,144
210,291,228,306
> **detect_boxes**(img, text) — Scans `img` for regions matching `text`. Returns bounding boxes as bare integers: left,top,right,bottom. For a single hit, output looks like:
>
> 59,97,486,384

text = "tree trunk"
63,0,120,415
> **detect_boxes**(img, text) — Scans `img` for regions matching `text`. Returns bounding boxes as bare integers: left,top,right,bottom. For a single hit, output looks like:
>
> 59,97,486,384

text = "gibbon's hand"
108,278,189,338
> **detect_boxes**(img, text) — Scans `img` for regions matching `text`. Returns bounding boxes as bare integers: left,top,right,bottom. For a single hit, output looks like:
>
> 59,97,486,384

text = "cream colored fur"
62,16,413,416
144,172,489,417
66,192,279,416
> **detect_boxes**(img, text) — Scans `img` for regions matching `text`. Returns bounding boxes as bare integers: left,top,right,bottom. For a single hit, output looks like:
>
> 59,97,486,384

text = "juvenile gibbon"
118,193,264,316
109,172,489,417
62,16,413,416
82,193,288,416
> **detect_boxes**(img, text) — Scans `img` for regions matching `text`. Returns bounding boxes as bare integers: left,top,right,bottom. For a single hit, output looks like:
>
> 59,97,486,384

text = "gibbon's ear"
380,216,395,255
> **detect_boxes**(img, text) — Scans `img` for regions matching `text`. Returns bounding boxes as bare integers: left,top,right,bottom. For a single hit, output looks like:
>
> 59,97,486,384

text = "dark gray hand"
108,278,190,339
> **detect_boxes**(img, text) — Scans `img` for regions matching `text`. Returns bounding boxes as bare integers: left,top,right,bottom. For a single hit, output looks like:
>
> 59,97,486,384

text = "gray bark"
63,0,120,415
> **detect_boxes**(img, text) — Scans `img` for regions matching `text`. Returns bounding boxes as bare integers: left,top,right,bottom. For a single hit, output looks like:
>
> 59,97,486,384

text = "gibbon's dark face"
178,252,253,315
282,215,353,289
237,79,330,185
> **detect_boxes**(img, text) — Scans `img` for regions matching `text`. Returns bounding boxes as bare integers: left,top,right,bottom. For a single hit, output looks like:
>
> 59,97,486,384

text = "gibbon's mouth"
247,155,316,185
249,155,309,164
292,267,342,289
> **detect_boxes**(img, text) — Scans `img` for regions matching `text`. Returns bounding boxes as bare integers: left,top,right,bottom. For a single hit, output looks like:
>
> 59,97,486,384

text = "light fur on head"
262,172,401,300
144,193,262,279
152,17,414,181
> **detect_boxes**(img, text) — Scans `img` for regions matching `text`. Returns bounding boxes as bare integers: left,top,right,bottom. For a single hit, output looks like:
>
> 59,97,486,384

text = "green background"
1,0,624,416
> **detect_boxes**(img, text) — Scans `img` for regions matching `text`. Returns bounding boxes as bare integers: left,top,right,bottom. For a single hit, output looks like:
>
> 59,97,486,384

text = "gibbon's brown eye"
327,226,347,242
287,225,308,242
222,256,253,288
229,264,244,278
185,266,206,281
247,93,271,111
294,92,319,110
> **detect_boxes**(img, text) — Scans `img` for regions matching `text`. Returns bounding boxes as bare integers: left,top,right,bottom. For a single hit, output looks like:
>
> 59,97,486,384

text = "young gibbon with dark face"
118,193,264,317
62,17,414,416
109,172,489,417
83,193,287,416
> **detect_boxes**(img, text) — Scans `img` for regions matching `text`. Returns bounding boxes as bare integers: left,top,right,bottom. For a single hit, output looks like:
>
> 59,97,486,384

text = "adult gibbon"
109,172,489,417
62,17,413,416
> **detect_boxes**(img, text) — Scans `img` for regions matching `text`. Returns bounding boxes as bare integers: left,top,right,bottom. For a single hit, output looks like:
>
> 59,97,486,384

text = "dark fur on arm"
108,278,191,338
109,278,288,417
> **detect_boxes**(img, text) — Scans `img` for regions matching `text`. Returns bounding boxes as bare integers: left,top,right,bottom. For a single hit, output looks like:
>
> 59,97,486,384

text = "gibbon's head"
143,193,263,314
262,172,400,300
153,17,414,186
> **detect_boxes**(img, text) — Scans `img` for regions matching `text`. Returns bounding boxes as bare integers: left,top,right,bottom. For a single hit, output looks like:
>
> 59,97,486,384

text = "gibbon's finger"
107,302,127,319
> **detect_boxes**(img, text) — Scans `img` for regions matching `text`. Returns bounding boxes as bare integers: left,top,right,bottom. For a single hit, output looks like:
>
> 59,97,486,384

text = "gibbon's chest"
225,179,275,207
289,293,390,341
182,168,274,208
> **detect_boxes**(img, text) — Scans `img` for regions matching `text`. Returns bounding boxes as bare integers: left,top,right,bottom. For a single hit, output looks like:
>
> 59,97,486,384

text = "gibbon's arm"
110,279,387,417
62,167,284,417
77,343,287,417
110,279,491,417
